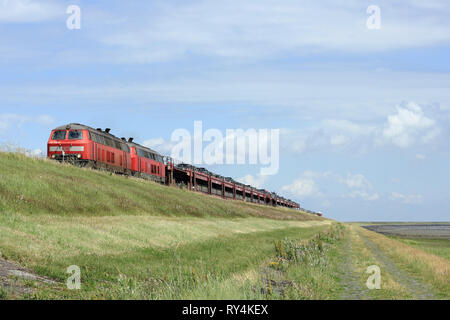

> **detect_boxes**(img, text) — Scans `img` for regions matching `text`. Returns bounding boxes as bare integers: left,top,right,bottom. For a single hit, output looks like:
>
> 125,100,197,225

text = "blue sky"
1,0,449,221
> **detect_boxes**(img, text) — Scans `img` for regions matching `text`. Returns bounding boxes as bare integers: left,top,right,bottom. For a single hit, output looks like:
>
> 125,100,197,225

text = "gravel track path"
357,231,435,300
0,256,56,297
339,235,369,300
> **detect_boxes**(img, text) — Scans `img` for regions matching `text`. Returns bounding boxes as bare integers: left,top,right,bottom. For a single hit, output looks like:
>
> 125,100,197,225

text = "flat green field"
1,212,331,299
392,237,450,260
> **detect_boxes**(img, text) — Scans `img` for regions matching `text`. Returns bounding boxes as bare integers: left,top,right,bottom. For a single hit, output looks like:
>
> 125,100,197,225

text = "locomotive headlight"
51,155,56,159
77,154,82,159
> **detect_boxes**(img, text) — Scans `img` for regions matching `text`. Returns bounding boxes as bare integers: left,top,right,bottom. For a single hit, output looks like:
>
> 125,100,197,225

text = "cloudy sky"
1,0,449,221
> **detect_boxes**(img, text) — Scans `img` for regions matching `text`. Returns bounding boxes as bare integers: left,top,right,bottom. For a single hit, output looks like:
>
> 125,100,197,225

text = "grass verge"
391,237,450,260
0,152,321,220
357,227,450,299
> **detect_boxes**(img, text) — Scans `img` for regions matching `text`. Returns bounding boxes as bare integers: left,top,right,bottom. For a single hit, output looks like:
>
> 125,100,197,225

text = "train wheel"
85,161,94,169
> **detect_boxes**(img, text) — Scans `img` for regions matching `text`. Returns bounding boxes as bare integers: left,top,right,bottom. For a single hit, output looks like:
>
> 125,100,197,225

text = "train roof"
127,141,162,156
53,123,125,142
53,123,94,131
52,124,299,207
54,123,162,156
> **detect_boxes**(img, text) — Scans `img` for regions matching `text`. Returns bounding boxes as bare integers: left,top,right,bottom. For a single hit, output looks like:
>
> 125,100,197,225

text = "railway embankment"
0,151,328,299
0,151,321,220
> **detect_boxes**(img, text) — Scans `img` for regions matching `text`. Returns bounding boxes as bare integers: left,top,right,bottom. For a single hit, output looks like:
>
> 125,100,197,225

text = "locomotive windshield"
68,130,84,140
51,130,66,140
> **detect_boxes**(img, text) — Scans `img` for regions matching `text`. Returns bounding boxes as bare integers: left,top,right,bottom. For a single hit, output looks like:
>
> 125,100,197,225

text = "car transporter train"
47,123,323,215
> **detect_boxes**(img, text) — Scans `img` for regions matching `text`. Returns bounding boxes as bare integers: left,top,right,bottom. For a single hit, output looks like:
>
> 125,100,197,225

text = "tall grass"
22,226,329,299
392,237,450,260
359,227,450,298
0,151,329,299
255,224,346,299
0,151,321,220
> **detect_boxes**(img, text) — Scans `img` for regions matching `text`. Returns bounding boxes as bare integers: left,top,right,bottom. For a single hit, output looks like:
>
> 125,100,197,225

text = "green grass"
257,224,347,300
0,152,321,220
0,152,329,299
2,152,448,300
356,227,450,299
6,225,330,299
390,237,450,260
0,286,9,299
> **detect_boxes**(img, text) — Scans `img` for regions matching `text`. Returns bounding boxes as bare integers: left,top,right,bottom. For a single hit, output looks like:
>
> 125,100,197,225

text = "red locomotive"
47,124,132,174
127,139,165,183
47,123,301,210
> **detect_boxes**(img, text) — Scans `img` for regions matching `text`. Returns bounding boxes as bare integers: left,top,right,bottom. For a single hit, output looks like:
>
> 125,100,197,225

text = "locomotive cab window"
68,130,84,140
52,130,67,140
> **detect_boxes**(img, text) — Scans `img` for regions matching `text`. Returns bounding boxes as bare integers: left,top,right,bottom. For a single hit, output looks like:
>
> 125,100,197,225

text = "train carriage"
47,123,132,174
127,140,166,183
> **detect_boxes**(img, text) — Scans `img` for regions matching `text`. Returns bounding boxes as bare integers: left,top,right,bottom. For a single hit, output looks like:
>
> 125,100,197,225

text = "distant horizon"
345,221,450,223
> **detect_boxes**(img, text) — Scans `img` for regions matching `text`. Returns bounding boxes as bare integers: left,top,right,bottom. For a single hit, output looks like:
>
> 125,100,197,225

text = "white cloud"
381,102,440,148
416,153,426,160
96,0,450,62
330,134,349,146
2,1,449,65
302,170,332,180
142,137,176,155
0,114,28,131
337,173,379,201
0,113,55,134
281,119,376,155
282,170,379,201
281,101,443,156
143,137,165,148
348,190,380,201
237,174,268,189
0,145,43,157
0,0,62,23
390,192,424,204
25,148,43,157
339,173,373,190
284,170,380,202
282,176,321,198
323,119,376,136
281,171,324,198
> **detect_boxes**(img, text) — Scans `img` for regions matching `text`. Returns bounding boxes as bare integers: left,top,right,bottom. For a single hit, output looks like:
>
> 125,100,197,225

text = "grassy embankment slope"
0,152,330,299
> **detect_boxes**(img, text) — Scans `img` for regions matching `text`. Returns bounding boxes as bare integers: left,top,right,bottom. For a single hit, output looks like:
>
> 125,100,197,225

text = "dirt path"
339,235,369,300
357,232,435,300
0,256,56,298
